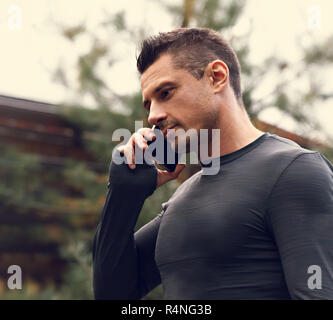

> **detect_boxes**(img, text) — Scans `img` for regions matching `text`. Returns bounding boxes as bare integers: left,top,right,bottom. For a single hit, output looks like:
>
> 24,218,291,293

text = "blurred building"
0,95,101,288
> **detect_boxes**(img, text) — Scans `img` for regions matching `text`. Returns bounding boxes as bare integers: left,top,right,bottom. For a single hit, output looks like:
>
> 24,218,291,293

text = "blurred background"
0,0,332,299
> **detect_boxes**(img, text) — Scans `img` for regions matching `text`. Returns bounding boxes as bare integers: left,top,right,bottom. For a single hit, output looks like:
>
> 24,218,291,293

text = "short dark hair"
136,27,243,104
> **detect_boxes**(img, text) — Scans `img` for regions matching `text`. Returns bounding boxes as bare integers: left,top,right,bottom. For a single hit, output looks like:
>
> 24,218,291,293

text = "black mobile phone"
146,125,179,172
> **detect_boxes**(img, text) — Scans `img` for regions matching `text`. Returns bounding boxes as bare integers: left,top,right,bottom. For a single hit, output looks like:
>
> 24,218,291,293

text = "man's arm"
92,157,162,299
266,152,333,299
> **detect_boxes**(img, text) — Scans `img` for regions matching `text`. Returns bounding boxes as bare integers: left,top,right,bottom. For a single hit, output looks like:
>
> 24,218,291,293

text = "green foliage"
111,11,127,31
0,286,58,300
77,43,109,104
63,160,103,200
195,0,245,30
62,24,86,41
55,238,94,300
304,35,333,65
0,146,63,208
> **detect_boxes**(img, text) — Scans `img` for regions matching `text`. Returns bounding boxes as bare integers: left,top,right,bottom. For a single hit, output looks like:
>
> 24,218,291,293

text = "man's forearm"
92,160,158,299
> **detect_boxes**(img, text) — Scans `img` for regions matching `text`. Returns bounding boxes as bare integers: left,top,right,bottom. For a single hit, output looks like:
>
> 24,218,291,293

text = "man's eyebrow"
143,81,176,108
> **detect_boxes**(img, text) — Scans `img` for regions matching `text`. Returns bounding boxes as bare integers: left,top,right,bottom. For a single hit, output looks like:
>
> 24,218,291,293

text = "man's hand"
116,127,185,188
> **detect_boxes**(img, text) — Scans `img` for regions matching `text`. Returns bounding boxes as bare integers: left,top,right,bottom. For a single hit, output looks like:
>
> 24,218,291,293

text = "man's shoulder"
267,133,332,172
255,133,320,173
242,133,333,194
263,134,333,200
263,133,315,159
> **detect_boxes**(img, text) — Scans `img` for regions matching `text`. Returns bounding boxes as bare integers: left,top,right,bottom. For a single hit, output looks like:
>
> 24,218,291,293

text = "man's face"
141,54,219,153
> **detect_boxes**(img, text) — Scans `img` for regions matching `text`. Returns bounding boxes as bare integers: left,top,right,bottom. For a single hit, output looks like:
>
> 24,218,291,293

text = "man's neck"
199,105,264,162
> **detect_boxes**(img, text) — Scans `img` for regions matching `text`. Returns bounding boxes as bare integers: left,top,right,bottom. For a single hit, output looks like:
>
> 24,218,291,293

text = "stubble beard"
171,107,220,157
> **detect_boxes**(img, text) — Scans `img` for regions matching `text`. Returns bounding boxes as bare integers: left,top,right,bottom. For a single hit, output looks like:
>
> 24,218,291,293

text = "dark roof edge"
0,94,58,114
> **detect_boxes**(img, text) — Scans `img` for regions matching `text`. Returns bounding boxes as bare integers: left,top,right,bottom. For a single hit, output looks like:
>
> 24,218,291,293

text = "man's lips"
162,125,178,137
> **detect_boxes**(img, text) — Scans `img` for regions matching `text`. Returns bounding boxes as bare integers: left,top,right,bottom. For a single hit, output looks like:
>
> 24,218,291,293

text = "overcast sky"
0,0,332,144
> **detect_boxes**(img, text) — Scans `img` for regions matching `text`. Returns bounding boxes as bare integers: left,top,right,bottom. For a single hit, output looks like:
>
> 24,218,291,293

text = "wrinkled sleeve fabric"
266,152,333,299
92,154,162,300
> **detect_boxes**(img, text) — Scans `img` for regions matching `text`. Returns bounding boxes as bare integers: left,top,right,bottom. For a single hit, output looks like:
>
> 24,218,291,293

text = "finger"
123,144,135,169
137,128,156,141
132,132,149,150
167,163,186,178
173,163,186,176
116,145,125,154
156,163,186,187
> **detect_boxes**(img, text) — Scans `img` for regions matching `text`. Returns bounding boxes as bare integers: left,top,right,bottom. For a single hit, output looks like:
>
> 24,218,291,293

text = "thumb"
156,163,186,188
173,163,186,177
167,163,186,181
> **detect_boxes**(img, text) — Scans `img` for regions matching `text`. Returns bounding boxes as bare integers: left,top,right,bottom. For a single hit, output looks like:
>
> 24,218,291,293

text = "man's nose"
147,103,168,126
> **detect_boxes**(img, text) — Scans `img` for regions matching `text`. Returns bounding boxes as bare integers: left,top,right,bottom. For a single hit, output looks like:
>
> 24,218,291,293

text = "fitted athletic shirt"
92,132,333,299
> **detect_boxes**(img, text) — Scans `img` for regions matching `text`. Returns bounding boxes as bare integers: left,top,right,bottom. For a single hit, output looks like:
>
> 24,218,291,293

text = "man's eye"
161,89,173,99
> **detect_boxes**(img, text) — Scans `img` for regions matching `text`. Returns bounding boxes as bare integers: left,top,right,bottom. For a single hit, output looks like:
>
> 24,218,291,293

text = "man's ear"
206,60,229,94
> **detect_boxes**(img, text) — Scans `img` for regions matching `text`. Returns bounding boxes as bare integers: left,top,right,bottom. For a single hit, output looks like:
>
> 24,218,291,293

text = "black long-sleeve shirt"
92,132,333,299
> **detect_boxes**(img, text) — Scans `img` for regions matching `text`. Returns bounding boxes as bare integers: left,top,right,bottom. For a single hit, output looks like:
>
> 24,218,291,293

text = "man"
92,28,333,299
